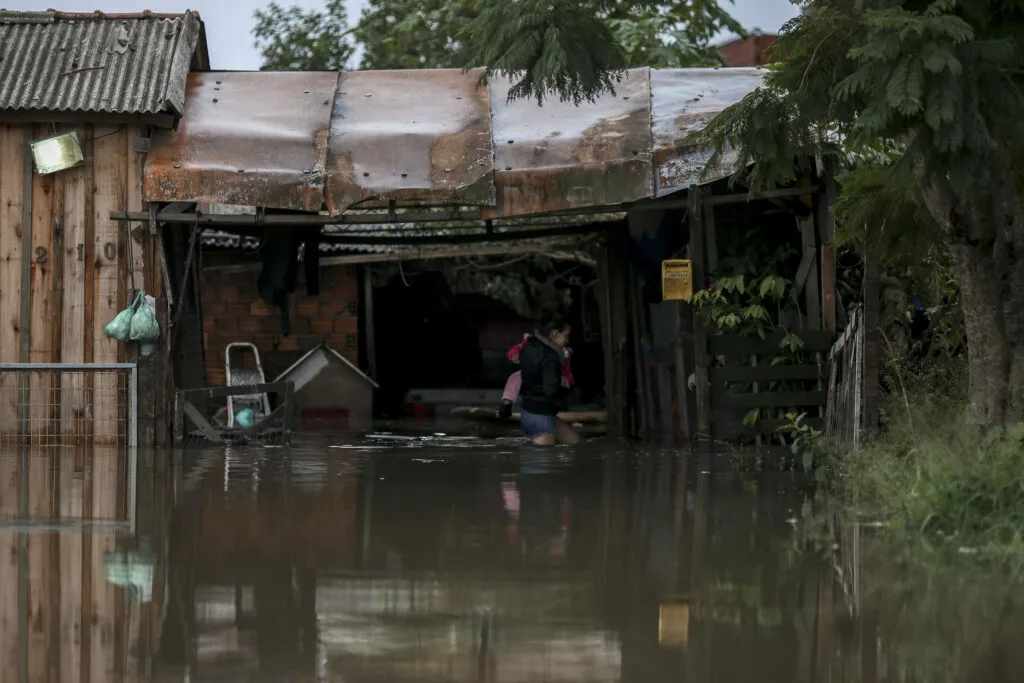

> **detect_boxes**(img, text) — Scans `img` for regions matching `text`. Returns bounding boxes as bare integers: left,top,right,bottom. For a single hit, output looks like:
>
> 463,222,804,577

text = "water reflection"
0,440,1020,682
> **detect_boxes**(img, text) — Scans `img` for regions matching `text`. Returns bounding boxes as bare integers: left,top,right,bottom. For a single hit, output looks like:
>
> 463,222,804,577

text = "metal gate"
0,363,138,532
0,362,137,449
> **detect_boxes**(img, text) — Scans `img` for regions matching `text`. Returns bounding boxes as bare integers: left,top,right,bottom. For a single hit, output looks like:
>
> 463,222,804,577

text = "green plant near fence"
689,236,831,444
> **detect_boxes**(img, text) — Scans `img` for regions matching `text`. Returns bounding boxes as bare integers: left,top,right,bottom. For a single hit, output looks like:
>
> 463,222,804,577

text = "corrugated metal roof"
146,67,765,216
0,10,205,119
146,71,339,211
325,69,494,212
485,68,652,218
650,68,765,195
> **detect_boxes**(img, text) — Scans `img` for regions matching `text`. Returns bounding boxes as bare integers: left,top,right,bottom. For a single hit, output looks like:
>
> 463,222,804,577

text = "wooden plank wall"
0,125,25,436
0,122,167,446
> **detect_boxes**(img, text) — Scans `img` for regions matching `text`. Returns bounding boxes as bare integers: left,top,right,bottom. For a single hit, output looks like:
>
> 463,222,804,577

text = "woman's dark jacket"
518,336,567,416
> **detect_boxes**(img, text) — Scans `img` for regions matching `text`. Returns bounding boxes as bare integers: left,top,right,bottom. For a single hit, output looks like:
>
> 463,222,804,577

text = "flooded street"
2,435,1022,682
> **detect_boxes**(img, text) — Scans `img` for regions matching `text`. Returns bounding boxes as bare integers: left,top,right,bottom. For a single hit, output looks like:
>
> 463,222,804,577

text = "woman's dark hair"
535,311,570,338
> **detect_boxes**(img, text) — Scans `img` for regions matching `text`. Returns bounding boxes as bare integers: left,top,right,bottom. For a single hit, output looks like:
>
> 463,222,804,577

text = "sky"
29,0,801,71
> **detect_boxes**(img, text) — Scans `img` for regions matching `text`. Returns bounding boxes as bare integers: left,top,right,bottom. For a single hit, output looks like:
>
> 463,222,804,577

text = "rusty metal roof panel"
0,10,202,118
484,68,652,218
325,69,494,214
145,71,339,212
651,68,765,196
144,67,763,215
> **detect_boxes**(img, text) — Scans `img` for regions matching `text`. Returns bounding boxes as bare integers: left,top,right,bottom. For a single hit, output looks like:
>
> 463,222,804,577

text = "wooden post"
92,125,128,444
597,245,630,436
702,197,718,273
628,268,652,438
821,246,836,334
688,187,711,435
363,266,377,381
799,182,821,331
60,126,89,443
18,128,34,441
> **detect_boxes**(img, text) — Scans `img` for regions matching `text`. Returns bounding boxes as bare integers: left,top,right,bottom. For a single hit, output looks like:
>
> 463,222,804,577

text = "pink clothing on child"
502,371,522,403
508,334,574,386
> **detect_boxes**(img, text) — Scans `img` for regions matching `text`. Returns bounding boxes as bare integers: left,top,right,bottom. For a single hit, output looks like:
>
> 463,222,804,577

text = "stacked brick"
200,260,359,386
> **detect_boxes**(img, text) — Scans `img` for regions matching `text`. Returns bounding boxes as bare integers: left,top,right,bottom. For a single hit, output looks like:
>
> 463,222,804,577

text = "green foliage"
252,0,354,71
253,0,742,99
703,0,1024,197
849,390,1024,553
354,0,479,69
690,227,800,338
464,0,742,103
463,0,628,105
777,411,826,474
605,2,744,69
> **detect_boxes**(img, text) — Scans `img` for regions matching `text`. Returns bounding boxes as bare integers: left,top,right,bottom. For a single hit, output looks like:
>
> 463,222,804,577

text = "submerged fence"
0,363,137,449
824,311,865,451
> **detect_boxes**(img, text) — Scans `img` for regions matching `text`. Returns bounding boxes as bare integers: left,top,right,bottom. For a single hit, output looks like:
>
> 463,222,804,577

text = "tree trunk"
950,240,1010,425
921,178,1024,427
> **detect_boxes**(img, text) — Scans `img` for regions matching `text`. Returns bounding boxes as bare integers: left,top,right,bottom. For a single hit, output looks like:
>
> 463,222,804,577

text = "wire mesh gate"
0,363,139,533
0,363,138,449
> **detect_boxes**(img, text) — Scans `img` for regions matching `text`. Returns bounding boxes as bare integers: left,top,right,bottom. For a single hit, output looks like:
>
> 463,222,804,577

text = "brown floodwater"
1,431,1021,682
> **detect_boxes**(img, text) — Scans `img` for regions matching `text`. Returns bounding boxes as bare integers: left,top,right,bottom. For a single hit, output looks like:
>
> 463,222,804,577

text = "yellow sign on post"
662,259,694,301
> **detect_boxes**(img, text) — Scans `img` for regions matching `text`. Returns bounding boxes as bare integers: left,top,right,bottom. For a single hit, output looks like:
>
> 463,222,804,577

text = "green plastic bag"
129,294,160,342
105,291,142,342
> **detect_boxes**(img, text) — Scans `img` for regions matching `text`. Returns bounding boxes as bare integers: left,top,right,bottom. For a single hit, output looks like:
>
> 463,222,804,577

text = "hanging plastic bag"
138,295,159,356
129,293,160,342
105,291,142,342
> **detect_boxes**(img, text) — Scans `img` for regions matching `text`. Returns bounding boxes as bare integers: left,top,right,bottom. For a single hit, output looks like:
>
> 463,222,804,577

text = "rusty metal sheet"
325,69,494,214
145,71,338,212
651,68,765,196
485,68,653,219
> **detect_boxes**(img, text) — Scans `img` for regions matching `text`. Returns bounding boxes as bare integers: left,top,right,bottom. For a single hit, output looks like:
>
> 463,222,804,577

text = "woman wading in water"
513,315,581,446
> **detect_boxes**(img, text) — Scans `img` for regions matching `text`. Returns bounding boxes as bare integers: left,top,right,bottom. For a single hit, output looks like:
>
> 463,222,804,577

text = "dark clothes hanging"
258,227,322,335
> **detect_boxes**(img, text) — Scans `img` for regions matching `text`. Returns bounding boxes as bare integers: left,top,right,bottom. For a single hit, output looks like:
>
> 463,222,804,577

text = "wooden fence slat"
60,127,89,442
708,330,834,357
30,145,58,442
712,390,828,410
709,365,824,383
92,126,127,445
0,125,25,437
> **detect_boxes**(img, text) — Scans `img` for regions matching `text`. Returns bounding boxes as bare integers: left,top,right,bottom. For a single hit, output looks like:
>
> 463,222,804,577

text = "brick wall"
719,34,778,67
200,253,359,386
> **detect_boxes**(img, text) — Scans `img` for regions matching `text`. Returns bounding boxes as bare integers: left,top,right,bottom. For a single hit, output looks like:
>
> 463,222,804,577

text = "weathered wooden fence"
824,310,865,451
706,330,833,440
